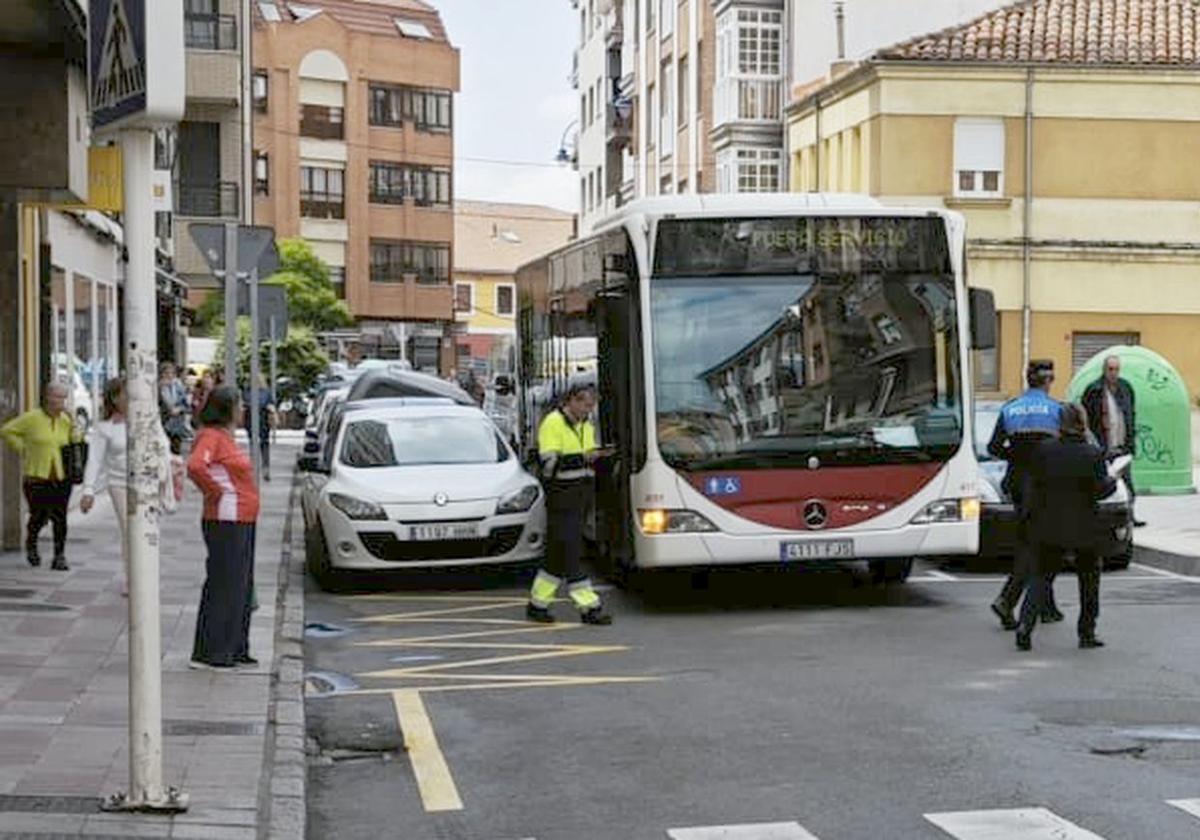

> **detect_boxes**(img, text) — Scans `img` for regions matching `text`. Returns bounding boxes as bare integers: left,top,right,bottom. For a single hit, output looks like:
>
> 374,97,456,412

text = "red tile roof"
255,0,449,43
878,0,1200,66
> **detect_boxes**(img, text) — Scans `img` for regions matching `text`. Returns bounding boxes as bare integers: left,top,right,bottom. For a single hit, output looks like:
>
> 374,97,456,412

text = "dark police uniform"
988,369,1063,628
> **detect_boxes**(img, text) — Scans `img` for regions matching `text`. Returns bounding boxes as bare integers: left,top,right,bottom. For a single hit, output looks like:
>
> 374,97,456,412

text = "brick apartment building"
252,0,460,371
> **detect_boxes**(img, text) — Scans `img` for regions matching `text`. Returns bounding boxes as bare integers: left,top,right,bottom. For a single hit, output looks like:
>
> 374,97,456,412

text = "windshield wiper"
675,452,808,471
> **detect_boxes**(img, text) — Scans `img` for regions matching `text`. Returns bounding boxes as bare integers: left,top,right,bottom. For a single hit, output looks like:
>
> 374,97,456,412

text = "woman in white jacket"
81,379,177,594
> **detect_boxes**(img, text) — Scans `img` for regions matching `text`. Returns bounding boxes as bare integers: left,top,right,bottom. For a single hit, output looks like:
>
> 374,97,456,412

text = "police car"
975,401,1133,569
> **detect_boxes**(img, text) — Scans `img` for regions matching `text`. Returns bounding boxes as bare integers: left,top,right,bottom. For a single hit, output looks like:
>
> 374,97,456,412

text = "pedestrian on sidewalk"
187,385,260,671
0,382,78,570
526,383,613,626
987,360,1065,631
242,374,277,482
1081,354,1144,527
79,379,179,595
1015,403,1116,652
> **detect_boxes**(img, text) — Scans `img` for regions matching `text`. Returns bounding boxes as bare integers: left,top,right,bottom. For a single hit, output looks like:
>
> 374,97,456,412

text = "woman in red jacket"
187,385,260,670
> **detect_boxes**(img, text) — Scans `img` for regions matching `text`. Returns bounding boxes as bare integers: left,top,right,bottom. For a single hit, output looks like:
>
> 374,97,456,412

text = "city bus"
515,194,997,583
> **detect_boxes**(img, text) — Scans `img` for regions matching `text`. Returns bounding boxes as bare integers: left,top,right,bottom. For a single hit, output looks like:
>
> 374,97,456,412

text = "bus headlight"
911,498,980,524
639,509,718,535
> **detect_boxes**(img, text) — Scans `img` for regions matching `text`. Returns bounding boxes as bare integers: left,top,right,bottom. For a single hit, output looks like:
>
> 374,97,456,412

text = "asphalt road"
303,556,1200,840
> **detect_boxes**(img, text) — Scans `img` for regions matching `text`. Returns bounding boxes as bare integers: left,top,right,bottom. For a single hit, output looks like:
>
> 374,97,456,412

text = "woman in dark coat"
1016,403,1116,651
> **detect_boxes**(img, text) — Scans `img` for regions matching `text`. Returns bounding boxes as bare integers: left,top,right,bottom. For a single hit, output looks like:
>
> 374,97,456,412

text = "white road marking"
924,807,1107,839
1130,563,1200,582
1166,799,1200,820
923,569,959,581
667,823,822,839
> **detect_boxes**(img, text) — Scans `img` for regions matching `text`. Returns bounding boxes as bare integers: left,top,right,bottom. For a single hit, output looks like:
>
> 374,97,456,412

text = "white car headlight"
638,509,719,535
497,484,540,515
328,492,387,521
911,498,980,524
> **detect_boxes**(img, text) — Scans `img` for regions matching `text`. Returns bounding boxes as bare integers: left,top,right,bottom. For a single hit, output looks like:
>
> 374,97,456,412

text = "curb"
1132,543,1200,578
261,479,307,840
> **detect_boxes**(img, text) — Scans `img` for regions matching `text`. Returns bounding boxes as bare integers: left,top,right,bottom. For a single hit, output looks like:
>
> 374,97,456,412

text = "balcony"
176,181,239,218
300,196,345,220
606,102,632,147
185,13,237,51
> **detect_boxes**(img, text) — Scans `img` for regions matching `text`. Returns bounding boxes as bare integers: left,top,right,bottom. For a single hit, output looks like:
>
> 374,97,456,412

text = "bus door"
595,286,637,569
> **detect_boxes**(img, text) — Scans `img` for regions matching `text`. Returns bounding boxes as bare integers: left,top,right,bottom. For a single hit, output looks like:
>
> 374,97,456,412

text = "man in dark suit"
1015,403,1117,651
1081,354,1144,526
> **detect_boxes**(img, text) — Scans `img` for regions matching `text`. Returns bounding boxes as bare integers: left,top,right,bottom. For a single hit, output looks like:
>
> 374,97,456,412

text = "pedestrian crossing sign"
88,0,185,133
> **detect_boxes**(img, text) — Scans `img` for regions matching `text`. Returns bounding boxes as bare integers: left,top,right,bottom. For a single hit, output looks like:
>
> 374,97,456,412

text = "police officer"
988,359,1064,630
526,384,612,626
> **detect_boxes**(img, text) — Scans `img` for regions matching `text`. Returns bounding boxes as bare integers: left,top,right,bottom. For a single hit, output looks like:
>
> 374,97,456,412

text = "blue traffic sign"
703,476,742,497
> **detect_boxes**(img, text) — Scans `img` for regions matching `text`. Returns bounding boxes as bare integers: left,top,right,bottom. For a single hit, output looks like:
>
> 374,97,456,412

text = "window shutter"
954,118,1004,172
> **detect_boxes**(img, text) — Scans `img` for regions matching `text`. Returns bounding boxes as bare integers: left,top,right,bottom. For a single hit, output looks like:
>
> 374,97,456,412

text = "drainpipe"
1021,67,1034,375
813,96,822,191
241,0,253,223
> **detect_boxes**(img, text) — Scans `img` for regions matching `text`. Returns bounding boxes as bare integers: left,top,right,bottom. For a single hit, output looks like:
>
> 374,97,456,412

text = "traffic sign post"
90,0,188,816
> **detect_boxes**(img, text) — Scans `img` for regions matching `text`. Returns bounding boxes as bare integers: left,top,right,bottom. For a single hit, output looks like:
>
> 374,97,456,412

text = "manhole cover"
0,589,35,599
304,622,350,638
164,719,263,736
0,794,101,813
0,602,70,613
305,670,360,695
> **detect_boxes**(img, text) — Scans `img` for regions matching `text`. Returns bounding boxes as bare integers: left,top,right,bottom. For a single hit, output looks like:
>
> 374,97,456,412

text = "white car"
299,401,546,588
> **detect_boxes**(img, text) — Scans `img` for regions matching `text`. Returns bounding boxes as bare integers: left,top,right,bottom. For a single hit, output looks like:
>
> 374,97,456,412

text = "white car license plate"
780,539,854,561
410,523,479,541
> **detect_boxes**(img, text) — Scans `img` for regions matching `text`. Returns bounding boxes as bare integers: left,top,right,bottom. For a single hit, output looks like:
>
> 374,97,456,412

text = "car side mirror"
303,440,320,455
969,287,997,350
495,375,514,396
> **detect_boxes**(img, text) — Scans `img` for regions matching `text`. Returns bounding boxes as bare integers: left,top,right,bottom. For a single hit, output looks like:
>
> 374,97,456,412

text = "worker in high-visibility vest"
526,383,612,626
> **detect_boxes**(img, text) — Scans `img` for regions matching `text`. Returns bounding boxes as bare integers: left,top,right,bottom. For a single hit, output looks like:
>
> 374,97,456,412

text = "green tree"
191,237,353,335
214,319,330,390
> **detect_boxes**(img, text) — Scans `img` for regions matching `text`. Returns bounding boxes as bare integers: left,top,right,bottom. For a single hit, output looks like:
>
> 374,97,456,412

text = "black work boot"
1015,631,1032,651
525,604,555,624
51,553,68,572
25,542,40,568
1079,636,1106,649
1041,607,1065,623
581,607,613,626
990,600,1018,631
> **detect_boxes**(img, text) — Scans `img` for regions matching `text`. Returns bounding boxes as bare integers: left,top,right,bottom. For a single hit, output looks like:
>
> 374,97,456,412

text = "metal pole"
1022,68,1034,377
249,266,261,483
116,127,185,812
223,222,238,387
269,317,277,447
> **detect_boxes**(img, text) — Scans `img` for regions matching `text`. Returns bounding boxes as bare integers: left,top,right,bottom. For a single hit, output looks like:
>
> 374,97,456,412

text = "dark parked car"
975,401,1132,570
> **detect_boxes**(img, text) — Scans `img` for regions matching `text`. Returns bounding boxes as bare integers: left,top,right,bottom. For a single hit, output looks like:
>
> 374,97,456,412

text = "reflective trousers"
529,481,601,613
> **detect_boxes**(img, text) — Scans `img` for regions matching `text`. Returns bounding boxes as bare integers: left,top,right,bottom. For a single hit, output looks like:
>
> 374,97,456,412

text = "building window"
646,0,655,32
300,104,344,140
329,266,345,295
678,57,689,126
368,162,451,207
253,151,269,195
954,118,1004,197
368,84,451,133
185,0,237,50
732,147,781,193
496,284,515,317
454,282,474,313
369,161,407,205
394,17,433,39
411,166,452,208
370,240,451,285
660,63,675,157
299,166,344,219
252,71,269,113
715,8,782,126
660,0,675,38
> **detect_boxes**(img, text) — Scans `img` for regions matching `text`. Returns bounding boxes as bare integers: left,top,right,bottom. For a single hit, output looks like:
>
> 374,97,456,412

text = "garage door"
1072,332,1139,374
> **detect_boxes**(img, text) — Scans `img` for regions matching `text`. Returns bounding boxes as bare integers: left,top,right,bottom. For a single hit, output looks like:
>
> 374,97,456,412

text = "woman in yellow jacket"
0,382,76,570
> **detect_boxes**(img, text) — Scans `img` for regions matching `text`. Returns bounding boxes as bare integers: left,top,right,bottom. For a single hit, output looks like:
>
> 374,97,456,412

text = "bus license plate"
780,540,854,561
410,523,478,541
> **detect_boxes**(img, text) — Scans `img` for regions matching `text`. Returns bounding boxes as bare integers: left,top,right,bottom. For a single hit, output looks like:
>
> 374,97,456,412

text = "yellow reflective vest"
537,409,596,483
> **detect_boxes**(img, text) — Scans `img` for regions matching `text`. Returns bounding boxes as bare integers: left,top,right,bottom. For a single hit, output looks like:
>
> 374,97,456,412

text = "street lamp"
556,119,579,166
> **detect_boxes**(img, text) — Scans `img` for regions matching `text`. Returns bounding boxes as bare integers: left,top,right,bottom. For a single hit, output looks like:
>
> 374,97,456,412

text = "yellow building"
785,0,1200,399
452,201,575,375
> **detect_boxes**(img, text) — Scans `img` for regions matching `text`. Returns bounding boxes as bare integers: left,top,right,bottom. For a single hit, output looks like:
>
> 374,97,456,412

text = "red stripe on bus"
683,464,942,530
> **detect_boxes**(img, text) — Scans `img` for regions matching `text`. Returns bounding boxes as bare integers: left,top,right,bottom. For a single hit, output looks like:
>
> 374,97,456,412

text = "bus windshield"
650,216,963,470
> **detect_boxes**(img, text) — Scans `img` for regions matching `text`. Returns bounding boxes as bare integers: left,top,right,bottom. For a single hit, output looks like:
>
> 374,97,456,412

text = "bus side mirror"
969,288,997,350
494,375,514,396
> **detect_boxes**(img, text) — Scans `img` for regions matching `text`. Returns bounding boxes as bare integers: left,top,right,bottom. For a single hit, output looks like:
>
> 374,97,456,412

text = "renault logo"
433,492,449,507
803,500,828,530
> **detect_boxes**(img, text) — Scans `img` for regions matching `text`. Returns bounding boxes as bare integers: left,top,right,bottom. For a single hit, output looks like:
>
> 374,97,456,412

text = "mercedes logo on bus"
803,500,829,530
433,492,449,507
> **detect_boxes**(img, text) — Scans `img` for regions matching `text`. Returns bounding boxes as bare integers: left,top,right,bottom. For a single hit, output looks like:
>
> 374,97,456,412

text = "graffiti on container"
1137,424,1174,467
1144,366,1172,392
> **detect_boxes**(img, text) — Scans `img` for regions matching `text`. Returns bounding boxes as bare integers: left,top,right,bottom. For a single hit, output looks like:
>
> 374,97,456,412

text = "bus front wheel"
869,558,913,585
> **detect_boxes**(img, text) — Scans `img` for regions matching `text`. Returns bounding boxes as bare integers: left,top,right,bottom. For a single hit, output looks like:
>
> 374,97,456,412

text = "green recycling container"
1067,345,1195,495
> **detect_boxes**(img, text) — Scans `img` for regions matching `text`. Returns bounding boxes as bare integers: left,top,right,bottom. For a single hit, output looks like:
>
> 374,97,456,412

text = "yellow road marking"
360,645,630,679
392,689,463,812
357,616,539,626
353,601,527,622
342,675,659,695
356,624,581,645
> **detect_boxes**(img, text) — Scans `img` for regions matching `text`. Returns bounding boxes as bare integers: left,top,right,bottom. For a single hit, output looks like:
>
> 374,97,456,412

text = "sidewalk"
0,442,303,838
1133,464,1200,575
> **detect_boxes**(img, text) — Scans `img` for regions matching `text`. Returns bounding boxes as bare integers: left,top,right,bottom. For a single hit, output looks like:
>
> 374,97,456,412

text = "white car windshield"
340,416,508,468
